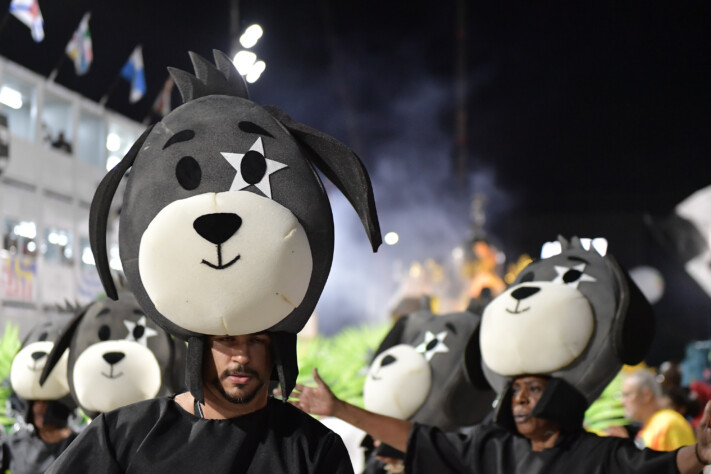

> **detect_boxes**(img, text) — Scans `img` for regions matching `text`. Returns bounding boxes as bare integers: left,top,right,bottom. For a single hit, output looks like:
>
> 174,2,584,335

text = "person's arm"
288,368,413,452
676,401,711,474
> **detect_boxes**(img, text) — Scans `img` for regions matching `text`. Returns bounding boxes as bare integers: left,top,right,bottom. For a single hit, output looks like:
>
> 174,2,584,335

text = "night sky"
2,1,711,362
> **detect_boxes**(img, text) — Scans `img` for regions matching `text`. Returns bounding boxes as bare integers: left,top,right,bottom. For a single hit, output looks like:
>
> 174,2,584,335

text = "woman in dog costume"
293,237,711,473
47,49,380,473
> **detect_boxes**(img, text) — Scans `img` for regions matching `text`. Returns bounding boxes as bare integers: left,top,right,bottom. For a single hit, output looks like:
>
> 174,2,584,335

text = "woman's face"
510,376,559,440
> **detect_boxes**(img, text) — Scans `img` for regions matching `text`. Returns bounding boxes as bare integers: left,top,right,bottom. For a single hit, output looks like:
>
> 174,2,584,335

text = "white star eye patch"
415,330,450,362
552,264,597,289
124,316,158,347
221,137,288,198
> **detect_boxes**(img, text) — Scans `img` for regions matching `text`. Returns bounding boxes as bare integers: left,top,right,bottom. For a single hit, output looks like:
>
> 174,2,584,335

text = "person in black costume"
291,369,711,473
292,237,711,473
47,332,353,473
0,400,78,474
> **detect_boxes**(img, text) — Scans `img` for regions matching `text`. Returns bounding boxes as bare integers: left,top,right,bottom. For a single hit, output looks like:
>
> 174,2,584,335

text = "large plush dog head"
40,289,186,419
478,236,654,429
364,300,495,432
11,319,70,402
89,50,380,401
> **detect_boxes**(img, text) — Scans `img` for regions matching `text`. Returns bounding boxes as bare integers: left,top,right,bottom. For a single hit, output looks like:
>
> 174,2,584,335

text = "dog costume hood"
89,50,381,402
40,288,187,419
10,320,76,428
366,298,494,430
474,236,655,432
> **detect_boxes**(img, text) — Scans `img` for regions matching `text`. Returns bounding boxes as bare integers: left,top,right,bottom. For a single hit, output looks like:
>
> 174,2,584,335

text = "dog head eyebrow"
444,323,458,335
97,308,111,317
238,121,274,138
567,256,590,265
163,129,196,149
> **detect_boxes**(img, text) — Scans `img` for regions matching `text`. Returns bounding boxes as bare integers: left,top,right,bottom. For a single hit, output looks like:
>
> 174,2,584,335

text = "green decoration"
584,370,629,432
296,323,390,409
0,322,22,432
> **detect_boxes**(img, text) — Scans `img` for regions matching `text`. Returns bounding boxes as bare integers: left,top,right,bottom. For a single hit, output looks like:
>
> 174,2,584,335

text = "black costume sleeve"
404,424,680,474
0,436,9,471
46,414,122,473
314,431,355,474
405,423,476,473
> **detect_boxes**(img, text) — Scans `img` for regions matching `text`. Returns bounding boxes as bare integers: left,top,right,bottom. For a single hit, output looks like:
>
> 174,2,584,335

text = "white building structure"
0,56,143,337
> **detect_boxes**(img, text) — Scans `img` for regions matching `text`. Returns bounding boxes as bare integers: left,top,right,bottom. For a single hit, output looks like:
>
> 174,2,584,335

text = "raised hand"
696,401,711,466
285,368,343,417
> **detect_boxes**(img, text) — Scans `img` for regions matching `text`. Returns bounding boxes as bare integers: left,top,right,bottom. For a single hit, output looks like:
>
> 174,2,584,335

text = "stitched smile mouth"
101,371,124,379
505,300,530,315
202,244,241,270
27,365,43,372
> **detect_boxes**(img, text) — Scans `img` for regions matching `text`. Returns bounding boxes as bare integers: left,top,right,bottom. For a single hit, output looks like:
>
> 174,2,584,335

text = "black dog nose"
511,286,540,301
31,351,46,361
102,352,125,365
193,213,243,245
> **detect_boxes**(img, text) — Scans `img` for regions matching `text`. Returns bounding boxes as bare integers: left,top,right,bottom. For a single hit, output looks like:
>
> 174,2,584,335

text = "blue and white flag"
9,0,44,42
120,45,146,103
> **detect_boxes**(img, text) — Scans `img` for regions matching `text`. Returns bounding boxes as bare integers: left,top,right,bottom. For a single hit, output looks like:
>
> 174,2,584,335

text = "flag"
65,12,93,75
9,0,44,42
152,76,174,117
120,46,146,103
646,185,711,298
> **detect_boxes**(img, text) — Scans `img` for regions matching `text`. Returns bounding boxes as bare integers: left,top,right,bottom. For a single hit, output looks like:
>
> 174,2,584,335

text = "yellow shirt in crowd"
635,408,696,451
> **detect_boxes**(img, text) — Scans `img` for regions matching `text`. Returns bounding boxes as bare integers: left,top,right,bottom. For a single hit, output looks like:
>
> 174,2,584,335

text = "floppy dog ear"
609,258,656,365
263,106,382,251
372,316,409,360
89,125,154,300
39,306,88,386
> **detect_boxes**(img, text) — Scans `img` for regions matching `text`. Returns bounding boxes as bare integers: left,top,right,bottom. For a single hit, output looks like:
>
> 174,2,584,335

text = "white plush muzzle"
72,340,161,413
363,344,431,420
138,191,313,335
480,281,595,376
11,341,69,400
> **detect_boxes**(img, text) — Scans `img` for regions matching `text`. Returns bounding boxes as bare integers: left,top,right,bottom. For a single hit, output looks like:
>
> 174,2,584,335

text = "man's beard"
212,365,265,405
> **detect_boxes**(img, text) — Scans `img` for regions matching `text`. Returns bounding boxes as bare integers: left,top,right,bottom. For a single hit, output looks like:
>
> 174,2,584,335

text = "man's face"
511,376,558,439
204,333,272,405
621,377,644,421
32,400,47,429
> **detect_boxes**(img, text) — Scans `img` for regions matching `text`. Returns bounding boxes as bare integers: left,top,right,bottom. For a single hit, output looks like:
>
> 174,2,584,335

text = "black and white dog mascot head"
40,289,186,419
89,50,381,402
365,300,494,432
11,320,70,402
10,319,75,428
476,236,655,432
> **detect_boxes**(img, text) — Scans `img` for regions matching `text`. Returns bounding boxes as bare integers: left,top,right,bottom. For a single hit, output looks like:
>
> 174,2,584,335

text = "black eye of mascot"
89,50,381,403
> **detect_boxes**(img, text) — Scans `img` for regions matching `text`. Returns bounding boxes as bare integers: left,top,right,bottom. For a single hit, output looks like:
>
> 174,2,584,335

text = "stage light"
245,60,266,84
233,51,257,75
106,133,121,152
82,247,95,265
384,231,399,246
13,221,36,239
0,86,22,109
239,24,263,48
106,155,121,171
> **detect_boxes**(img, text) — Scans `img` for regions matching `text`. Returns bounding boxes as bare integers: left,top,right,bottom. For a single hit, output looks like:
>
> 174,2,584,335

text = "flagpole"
0,11,10,35
47,55,66,82
99,75,122,106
